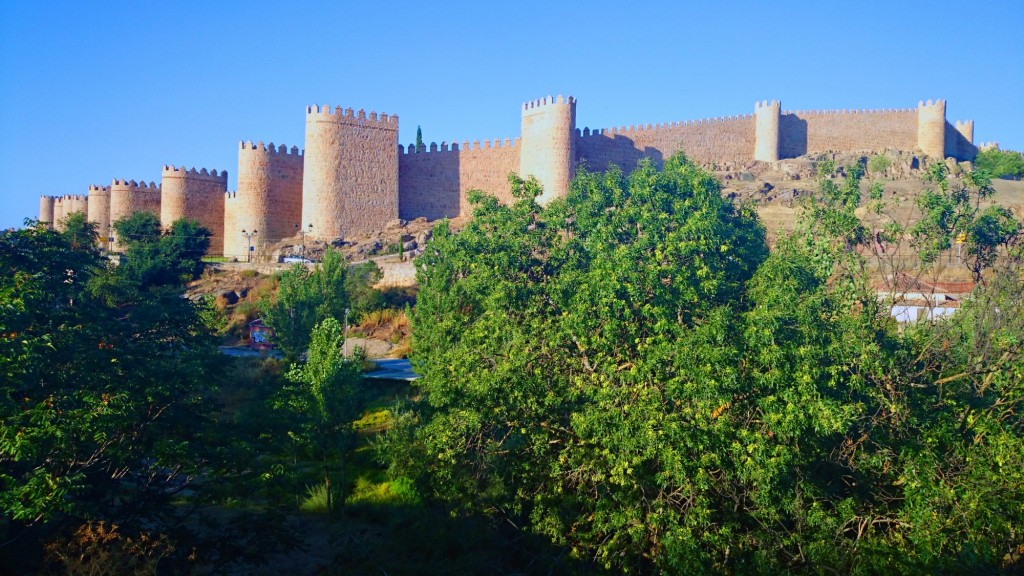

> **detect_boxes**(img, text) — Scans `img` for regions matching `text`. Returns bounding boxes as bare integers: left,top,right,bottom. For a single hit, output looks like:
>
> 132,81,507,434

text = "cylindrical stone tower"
65,194,89,220
39,196,55,228
519,95,576,206
161,165,229,255
754,100,781,162
227,141,304,260
87,185,111,243
109,180,161,250
917,99,947,159
302,105,398,241
53,197,66,231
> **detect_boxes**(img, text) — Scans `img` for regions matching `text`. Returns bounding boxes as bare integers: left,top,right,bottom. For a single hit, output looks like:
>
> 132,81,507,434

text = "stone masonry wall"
109,180,161,250
39,196,55,228
302,105,398,240
398,139,520,220
86,185,111,241
781,108,919,159
576,115,755,173
161,166,229,255
226,141,304,260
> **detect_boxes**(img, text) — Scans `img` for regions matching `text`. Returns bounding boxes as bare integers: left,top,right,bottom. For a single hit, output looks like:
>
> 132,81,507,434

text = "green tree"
60,212,99,252
345,261,384,320
0,223,220,549
261,247,349,359
415,125,423,152
280,317,361,511
395,155,1024,573
974,147,1024,180
111,212,211,288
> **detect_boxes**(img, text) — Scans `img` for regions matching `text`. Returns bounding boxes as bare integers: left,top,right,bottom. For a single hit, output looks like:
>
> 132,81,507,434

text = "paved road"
365,358,420,381
219,346,420,381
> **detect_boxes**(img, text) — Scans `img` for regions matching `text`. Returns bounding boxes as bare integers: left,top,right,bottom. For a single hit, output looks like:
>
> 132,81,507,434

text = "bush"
974,148,1024,179
43,522,175,576
868,153,892,174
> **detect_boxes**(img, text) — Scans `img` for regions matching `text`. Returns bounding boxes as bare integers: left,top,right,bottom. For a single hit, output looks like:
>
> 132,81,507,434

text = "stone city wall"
87,185,111,241
398,138,520,220
161,165,228,255
302,105,398,240
39,196,55,228
225,141,304,260
781,108,919,158
109,179,161,250
576,115,756,173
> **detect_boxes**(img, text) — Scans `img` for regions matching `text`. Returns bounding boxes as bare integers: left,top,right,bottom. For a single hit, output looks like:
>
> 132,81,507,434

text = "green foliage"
867,153,892,174
345,261,385,321
0,224,220,538
974,147,1024,180
60,211,99,251
394,154,1024,573
280,317,362,511
112,212,211,287
415,125,423,151
261,247,349,359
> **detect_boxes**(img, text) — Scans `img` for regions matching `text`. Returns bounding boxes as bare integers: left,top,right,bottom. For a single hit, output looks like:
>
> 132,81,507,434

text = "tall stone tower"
225,141,304,260
68,194,89,218
161,166,229,255
109,180,161,251
917,99,946,159
520,95,576,206
52,197,66,231
87,185,111,241
753,100,781,162
39,196,55,228
302,105,399,241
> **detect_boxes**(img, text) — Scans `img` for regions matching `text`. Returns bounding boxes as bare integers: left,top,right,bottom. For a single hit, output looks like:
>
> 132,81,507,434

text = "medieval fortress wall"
160,165,228,254
39,96,979,258
225,141,304,259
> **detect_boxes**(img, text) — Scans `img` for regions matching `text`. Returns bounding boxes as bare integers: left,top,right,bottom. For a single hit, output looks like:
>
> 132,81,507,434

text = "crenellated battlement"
399,138,519,155
161,165,229,181
239,140,303,157
88,185,110,193
111,179,160,189
522,94,576,111
755,99,781,110
788,107,917,116
918,98,946,110
578,113,755,139
305,104,398,129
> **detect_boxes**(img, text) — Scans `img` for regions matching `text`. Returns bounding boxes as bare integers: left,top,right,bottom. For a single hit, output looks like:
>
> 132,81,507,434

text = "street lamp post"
241,229,258,263
295,223,313,260
344,307,350,357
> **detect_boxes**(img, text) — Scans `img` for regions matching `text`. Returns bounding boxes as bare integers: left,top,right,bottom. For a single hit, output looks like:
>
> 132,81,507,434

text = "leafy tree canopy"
974,147,1024,180
394,154,1024,573
0,223,220,543
261,247,349,359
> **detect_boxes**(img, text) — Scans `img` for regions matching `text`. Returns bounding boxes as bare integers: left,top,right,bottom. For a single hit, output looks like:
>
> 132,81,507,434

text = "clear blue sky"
2,0,1022,229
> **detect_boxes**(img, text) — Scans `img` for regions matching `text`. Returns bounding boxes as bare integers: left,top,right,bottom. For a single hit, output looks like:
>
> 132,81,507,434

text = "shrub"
868,153,892,174
974,147,1024,179
43,522,175,576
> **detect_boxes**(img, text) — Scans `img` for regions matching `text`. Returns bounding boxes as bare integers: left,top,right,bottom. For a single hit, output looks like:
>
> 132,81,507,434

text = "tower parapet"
227,141,304,260
161,165,229,255
87,185,111,242
520,95,576,205
302,104,399,240
39,196,55,228
53,197,66,230
109,180,161,250
754,100,781,162
67,194,89,217
917,99,947,158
